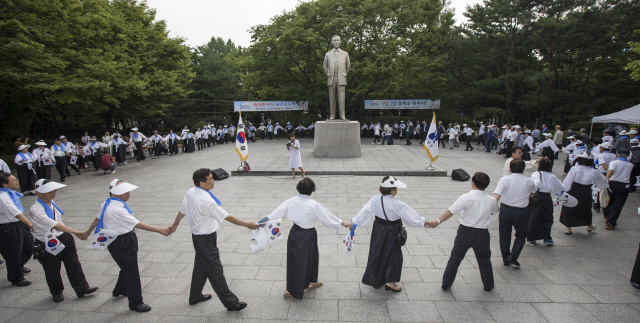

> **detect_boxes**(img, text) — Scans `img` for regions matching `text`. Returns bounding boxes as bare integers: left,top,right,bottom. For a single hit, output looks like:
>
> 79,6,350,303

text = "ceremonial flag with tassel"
236,113,249,162
424,112,439,163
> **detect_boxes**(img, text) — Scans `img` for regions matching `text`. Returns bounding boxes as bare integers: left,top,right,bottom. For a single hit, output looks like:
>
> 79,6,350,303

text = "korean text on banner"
364,100,441,109
424,113,439,162
234,101,309,112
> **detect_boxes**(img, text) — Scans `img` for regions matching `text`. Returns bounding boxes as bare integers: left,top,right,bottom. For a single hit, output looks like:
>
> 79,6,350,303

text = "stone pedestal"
313,121,361,158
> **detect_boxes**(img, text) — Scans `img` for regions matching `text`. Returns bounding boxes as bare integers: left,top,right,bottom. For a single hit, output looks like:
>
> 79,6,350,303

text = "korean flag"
342,224,357,255
266,220,284,244
70,156,78,165
43,157,54,166
87,230,117,250
44,232,65,256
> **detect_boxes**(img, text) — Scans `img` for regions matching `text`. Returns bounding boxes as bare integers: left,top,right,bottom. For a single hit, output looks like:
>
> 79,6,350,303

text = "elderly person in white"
259,178,348,299
167,168,258,311
540,132,560,170
33,140,54,181
351,176,426,292
287,133,305,179
29,179,98,302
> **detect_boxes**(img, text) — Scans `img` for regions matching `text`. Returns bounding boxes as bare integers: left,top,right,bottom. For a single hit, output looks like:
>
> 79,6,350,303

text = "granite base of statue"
312,120,361,158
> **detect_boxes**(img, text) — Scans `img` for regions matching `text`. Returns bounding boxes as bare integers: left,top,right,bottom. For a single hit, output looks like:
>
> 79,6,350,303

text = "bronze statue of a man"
323,35,351,120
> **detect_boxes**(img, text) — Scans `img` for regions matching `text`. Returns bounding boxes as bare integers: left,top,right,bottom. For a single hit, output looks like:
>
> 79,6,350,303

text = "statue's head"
331,35,341,49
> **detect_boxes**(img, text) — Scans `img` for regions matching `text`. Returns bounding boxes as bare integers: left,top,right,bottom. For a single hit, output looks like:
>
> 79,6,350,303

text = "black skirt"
560,182,592,227
286,224,319,300
523,144,532,161
186,138,195,152
527,192,554,241
168,140,179,154
17,163,37,192
362,217,403,289
542,146,555,168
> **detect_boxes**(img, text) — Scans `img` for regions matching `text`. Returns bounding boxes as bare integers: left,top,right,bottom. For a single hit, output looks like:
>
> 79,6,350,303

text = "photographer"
287,133,305,179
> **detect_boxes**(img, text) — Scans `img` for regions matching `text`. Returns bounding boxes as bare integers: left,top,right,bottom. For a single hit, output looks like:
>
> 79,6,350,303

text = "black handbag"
529,171,543,205
381,196,407,246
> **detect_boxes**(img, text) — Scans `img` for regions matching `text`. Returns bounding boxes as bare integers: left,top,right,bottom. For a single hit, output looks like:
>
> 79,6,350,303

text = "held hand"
246,222,260,230
74,232,86,240
341,221,349,228
167,225,177,235
158,228,171,237
81,231,91,240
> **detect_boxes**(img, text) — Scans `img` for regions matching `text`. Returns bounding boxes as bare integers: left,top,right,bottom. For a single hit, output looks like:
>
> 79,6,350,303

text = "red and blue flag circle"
97,237,108,243
271,227,279,235
47,239,58,248
237,132,246,144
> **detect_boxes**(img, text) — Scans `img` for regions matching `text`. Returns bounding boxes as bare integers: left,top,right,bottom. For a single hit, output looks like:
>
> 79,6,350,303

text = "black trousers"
630,162,640,193
485,138,492,152
499,204,529,263
466,136,474,150
477,134,486,145
440,136,446,148
65,156,80,174
603,181,630,227
36,164,51,180
443,225,493,290
190,232,238,307
108,232,143,309
134,141,144,161
54,156,67,180
37,233,90,296
631,242,640,285
0,222,34,282
196,138,203,150
506,141,514,158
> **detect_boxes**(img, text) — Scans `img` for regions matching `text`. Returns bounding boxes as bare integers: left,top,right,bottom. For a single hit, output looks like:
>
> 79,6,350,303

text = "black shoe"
593,208,600,213
78,287,99,298
441,285,449,290
503,261,510,267
189,294,212,305
12,279,32,287
484,287,493,292
227,302,247,311
464,149,469,151
113,292,128,297
77,170,81,175
509,259,521,267
60,178,65,182
132,303,152,313
22,267,31,274
53,294,64,302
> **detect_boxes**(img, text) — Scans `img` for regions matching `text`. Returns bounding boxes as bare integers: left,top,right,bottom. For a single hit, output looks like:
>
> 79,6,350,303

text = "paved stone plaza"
2,138,640,323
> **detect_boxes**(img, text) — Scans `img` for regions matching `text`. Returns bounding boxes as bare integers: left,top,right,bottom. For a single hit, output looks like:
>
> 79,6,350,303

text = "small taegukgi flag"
592,187,599,203
236,113,249,162
266,219,283,244
70,156,78,165
342,224,357,255
87,230,116,251
423,112,438,163
44,232,65,256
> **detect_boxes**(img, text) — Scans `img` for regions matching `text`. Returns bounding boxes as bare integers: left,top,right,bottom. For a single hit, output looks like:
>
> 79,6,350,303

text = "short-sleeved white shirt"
180,187,228,235
448,190,499,229
29,201,64,240
97,199,140,235
0,191,22,224
494,173,536,208
609,159,634,183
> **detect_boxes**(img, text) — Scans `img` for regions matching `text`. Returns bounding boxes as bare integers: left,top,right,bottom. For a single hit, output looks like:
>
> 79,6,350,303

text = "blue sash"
18,152,32,161
95,197,132,233
52,144,64,151
36,198,64,220
196,187,221,206
0,188,24,212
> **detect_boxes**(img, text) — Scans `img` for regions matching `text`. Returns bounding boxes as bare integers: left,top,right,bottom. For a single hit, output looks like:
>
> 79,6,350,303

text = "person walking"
527,158,563,246
603,148,634,230
287,133,305,179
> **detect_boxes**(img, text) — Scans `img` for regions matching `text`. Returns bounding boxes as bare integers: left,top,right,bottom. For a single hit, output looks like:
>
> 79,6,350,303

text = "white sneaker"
111,170,116,174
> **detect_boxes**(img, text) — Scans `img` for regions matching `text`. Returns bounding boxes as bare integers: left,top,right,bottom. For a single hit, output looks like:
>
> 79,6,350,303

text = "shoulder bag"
381,196,407,246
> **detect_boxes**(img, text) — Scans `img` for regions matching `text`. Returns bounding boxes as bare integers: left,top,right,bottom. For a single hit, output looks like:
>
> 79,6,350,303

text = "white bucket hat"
18,144,30,151
110,182,138,195
35,140,47,146
35,179,67,193
381,176,407,188
131,127,138,131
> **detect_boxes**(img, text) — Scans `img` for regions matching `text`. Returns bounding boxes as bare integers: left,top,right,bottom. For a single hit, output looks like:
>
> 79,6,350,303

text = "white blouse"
352,194,425,228
562,165,609,192
29,201,64,240
267,195,342,230
531,171,563,195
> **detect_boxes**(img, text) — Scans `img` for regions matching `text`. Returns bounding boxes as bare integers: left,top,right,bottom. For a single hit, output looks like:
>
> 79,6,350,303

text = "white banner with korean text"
234,101,309,112
364,100,441,109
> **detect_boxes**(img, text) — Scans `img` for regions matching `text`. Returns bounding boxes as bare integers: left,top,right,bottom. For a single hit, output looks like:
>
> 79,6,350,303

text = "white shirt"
50,143,66,157
510,130,518,142
129,132,148,143
267,195,342,229
14,152,35,165
97,199,140,235
0,191,22,224
563,165,609,191
195,131,202,139
352,194,425,228
503,158,536,177
531,171,563,195
374,125,381,136
180,187,228,235
32,148,54,166
595,151,616,174
464,127,474,136
479,125,486,135
540,139,559,152
524,136,534,150
0,159,9,173
494,173,536,208
150,134,164,143
563,142,576,155
62,141,75,151
29,201,64,240
608,159,634,183
447,190,499,229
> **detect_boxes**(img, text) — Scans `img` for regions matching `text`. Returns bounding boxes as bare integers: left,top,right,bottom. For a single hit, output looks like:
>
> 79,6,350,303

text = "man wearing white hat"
274,123,284,139
129,128,148,162
29,179,98,302
83,181,171,312
613,130,631,153
0,173,34,287
540,132,559,171
51,138,68,182
182,129,195,153
149,130,164,158
60,136,81,176
33,140,54,181
603,148,634,230
195,128,203,151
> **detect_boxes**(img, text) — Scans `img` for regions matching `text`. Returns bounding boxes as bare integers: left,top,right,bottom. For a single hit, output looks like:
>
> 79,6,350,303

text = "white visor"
109,179,120,188
380,176,407,188
131,127,138,131
35,179,67,193
110,182,138,195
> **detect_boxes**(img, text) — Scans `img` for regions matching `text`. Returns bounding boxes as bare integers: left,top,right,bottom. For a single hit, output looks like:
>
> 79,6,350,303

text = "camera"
286,142,291,147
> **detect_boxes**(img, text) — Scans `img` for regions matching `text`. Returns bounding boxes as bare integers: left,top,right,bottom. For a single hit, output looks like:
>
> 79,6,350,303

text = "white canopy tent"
590,103,640,136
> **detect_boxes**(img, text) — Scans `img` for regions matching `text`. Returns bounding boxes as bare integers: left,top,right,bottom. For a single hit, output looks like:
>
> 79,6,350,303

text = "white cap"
600,142,612,149
567,136,575,139
18,144,30,151
631,139,639,144
463,124,467,126
620,130,628,135
575,140,583,145
60,135,66,139
35,179,67,193
131,127,138,131
109,179,120,188
380,176,407,188
578,151,593,159
543,133,552,137
35,140,47,146
502,125,507,128
110,182,138,195
631,130,638,135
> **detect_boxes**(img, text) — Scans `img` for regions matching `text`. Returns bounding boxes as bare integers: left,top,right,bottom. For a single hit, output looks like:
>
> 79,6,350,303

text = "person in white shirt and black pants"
494,159,537,267
604,148,634,230
427,172,499,291
260,178,349,299
168,169,258,311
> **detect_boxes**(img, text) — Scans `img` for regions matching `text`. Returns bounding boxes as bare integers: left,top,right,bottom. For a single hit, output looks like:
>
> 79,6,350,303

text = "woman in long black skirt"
14,144,38,195
165,130,180,155
560,152,609,235
527,158,563,246
540,133,559,171
259,178,348,299
351,176,427,292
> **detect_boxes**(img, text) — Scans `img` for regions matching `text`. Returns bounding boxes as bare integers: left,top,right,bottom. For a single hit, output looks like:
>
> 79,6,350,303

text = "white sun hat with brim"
131,127,138,131
18,144,30,151
380,176,407,189
578,151,593,159
619,130,628,136
109,178,121,188
35,179,67,193
566,136,575,139
35,140,47,146
110,182,138,195
543,133,552,137
600,142,612,149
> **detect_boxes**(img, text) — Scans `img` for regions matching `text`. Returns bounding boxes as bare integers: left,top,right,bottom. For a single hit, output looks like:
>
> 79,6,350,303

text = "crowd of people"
1,120,640,314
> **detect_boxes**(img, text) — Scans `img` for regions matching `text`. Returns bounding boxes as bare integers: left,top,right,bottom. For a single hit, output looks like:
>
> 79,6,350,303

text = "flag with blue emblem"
342,224,357,255
265,219,283,244
236,113,249,162
44,232,65,256
87,230,117,250
423,113,439,162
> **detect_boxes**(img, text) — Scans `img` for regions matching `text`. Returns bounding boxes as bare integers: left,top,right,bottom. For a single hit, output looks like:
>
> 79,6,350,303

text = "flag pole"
427,162,435,171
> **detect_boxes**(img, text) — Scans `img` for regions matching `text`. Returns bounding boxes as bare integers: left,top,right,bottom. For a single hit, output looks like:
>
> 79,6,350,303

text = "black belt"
0,221,21,227
500,203,527,210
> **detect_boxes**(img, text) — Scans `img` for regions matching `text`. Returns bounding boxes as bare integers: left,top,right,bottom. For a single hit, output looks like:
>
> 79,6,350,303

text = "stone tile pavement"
2,138,640,322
